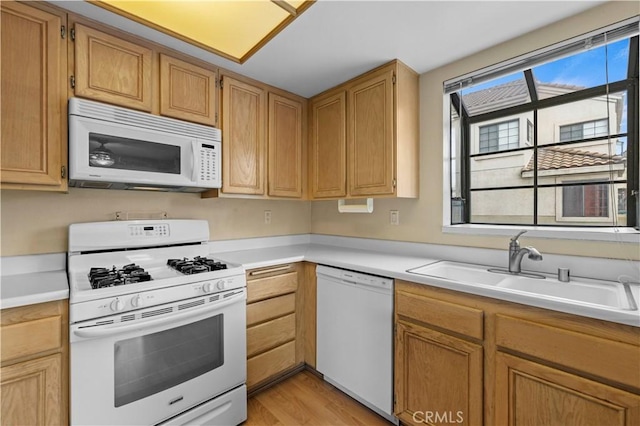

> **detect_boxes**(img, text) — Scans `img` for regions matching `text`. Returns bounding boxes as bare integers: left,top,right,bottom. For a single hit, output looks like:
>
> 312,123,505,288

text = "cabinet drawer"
1,316,61,362
247,340,296,389
247,293,295,327
247,313,295,358
495,315,640,390
396,290,484,340
247,271,297,303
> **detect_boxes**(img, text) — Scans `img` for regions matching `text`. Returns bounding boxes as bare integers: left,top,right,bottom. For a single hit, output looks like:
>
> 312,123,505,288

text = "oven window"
114,315,223,407
88,133,181,174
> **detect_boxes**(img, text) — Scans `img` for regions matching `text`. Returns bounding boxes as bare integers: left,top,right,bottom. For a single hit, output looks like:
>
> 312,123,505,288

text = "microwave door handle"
191,140,199,182
73,292,244,340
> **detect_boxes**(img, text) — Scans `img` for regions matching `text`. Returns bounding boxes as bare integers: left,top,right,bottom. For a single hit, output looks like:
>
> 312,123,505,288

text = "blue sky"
461,38,630,95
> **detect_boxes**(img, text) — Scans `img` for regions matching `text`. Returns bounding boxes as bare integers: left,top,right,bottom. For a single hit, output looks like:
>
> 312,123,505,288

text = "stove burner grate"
167,256,228,275
88,263,152,289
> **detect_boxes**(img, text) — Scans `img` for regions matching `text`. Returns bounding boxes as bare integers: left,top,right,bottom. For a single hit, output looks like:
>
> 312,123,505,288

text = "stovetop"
67,220,246,323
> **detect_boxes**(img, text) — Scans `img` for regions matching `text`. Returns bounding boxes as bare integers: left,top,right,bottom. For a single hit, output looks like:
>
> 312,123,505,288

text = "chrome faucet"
508,230,543,274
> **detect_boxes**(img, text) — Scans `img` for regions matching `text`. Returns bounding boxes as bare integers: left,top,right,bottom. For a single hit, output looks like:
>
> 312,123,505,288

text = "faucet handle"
510,230,527,242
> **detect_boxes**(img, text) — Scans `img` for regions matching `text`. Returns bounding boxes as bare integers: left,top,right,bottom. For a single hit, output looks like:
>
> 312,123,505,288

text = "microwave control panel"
199,143,220,185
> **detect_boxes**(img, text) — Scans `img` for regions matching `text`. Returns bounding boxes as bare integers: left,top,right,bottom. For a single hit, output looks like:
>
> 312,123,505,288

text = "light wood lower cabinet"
0,300,68,426
395,286,484,426
495,352,640,426
246,264,302,391
395,280,640,426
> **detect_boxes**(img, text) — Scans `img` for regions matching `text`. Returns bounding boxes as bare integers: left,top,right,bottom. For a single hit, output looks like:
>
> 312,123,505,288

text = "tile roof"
521,146,625,173
461,80,583,115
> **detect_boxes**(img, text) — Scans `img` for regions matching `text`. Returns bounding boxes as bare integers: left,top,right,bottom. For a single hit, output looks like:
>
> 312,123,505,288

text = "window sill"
442,224,640,243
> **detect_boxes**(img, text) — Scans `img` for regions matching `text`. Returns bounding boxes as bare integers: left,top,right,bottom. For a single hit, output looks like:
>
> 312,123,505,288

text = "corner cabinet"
215,73,306,199
309,91,347,198
395,280,640,426
309,60,419,199
0,0,67,191
268,93,304,198
73,23,153,112
0,300,68,425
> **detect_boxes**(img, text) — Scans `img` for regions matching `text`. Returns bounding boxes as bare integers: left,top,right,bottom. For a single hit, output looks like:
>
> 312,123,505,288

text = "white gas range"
67,219,247,426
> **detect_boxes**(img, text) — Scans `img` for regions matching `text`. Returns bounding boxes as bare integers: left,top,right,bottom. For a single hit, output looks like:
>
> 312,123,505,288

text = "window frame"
442,32,639,242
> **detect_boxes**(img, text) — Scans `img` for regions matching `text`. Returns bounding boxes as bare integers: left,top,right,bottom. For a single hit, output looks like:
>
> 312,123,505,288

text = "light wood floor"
244,370,393,426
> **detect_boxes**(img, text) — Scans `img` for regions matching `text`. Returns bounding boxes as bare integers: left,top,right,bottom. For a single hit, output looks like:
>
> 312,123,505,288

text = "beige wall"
311,1,639,260
1,189,310,256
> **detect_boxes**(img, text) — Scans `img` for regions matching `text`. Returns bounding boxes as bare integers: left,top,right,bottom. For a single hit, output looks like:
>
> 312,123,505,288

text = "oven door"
70,289,246,426
69,114,219,189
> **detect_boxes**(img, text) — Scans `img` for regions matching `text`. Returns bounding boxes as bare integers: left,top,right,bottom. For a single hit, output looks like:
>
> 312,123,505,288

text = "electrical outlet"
390,210,399,225
264,210,272,225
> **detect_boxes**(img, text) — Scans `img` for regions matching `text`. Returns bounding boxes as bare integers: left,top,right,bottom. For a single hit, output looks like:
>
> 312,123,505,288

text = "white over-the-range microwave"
69,97,221,192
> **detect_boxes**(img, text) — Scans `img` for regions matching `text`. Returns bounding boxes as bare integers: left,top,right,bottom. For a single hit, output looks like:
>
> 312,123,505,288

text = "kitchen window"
446,20,639,231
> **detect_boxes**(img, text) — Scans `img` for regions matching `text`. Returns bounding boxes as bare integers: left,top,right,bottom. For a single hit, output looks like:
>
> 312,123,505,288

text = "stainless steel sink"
407,260,638,310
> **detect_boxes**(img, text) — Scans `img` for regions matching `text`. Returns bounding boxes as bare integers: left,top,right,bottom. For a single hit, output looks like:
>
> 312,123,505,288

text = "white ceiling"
49,0,606,98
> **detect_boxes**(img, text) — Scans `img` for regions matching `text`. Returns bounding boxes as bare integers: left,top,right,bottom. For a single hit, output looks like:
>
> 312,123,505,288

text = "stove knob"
203,282,215,293
216,280,226,290
131,294,144,308
110,298,125,312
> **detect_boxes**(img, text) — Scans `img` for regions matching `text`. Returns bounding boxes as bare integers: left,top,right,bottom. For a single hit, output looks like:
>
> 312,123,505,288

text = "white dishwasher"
316,265,397,424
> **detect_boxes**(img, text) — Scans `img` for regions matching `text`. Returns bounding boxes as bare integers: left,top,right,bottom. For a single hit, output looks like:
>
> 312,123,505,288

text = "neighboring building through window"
479,119,519,153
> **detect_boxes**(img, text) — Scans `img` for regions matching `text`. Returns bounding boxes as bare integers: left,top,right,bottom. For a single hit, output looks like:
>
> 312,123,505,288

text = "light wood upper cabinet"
268,93,303,198
308,60,418,199
221,75,266,195
348,68,395,196
74,23,153,112
160,54,217,126
309,91,347,198
0,1,67,191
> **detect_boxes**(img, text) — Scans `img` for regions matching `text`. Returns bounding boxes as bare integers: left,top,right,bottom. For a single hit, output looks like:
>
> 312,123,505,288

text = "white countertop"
214,242,640,327
1,270,69,310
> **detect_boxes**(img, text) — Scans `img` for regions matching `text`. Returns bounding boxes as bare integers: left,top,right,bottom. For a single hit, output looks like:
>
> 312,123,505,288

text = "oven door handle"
73,292,244,340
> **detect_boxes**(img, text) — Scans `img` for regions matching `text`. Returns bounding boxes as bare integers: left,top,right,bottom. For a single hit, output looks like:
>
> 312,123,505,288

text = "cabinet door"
268,93,303,198
395,321,483,425
160,54,217,126
221,75,266,195
74,23,152,111
496,352,640,426
1,354,62,426
309,91,347,198
1,1,66,189
348,68,395,196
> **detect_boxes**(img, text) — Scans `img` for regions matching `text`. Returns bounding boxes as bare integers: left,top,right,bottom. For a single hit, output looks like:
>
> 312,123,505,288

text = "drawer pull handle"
249,265,291,276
